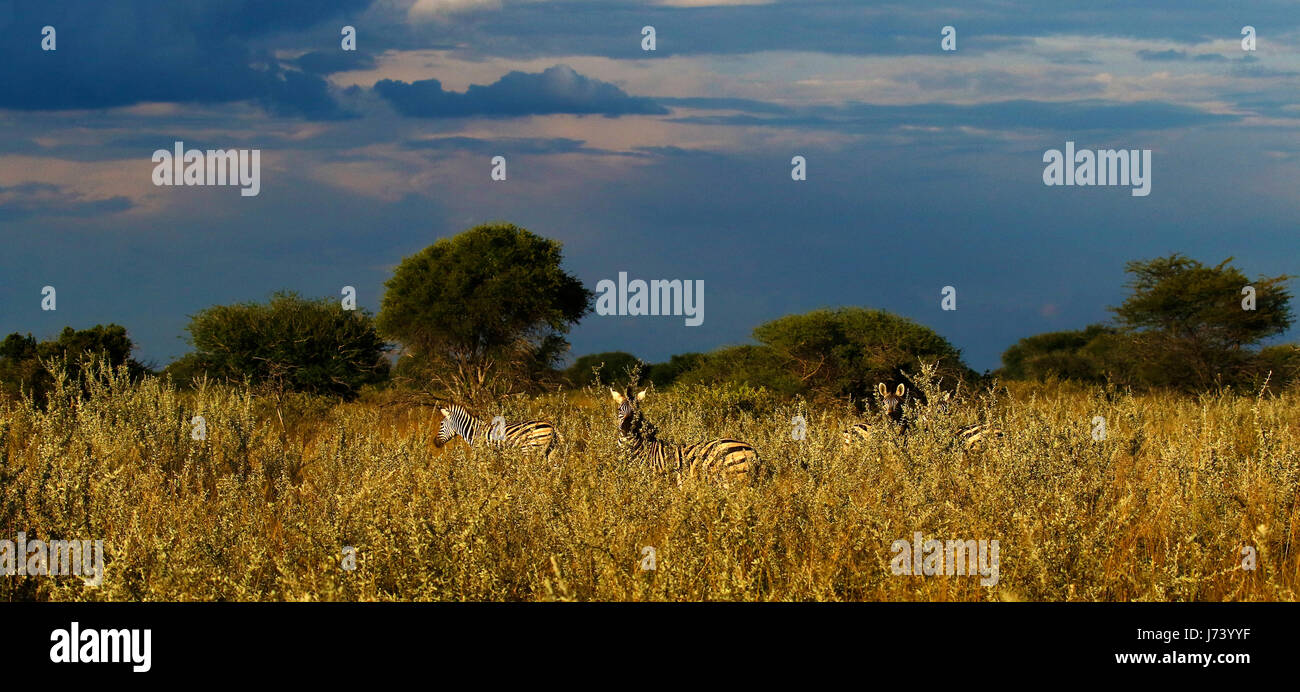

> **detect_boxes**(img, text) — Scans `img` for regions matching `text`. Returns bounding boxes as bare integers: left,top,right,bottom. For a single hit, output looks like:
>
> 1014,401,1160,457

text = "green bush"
672,308,974,404
999,325,1117,383
0,324,149,405
177,291,390,400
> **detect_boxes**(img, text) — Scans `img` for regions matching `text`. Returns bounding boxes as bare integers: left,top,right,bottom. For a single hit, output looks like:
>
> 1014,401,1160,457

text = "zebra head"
877,382,907,424
610,386,651,442
436,405,474,446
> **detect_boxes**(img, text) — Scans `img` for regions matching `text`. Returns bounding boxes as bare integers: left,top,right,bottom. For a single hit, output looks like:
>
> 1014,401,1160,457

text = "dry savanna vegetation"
1,363,1296,602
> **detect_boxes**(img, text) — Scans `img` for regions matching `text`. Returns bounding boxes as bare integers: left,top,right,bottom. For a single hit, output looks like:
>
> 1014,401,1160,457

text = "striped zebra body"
621,433,758,478
437,404,558,460
612,387,758,481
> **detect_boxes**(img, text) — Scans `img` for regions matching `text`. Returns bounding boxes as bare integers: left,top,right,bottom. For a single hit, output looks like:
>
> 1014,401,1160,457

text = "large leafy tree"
179,291,390,399
644,352,706,388
1109,254,1292,389
377,223,592,401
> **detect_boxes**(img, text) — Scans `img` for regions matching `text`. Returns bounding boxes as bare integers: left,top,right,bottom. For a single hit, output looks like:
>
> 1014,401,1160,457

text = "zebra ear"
877,383,888,397
635,389,647,401
438,408,448,417
895,384,906,397
610,388,624,403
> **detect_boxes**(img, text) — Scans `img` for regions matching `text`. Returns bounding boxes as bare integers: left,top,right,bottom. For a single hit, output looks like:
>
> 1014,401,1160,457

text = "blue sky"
1,0,1298,372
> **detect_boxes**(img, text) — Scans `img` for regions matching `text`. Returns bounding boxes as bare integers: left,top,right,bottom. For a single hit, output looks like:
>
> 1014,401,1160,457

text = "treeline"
0,223,1294,408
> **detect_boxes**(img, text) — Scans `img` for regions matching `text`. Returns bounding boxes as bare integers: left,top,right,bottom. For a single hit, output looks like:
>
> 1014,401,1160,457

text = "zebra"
610,387,758,481
843,384,1002,450
436,404,559,461
842,382,908,445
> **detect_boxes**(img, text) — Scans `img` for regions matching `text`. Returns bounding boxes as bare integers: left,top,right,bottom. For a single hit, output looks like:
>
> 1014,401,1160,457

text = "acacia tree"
377,223,592,402
1109,254,1292,389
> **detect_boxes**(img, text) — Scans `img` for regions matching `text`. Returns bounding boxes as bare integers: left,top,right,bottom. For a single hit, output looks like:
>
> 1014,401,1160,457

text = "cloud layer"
374,65,669,117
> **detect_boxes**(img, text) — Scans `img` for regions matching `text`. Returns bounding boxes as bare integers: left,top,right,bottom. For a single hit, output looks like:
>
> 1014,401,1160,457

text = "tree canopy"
658,308,974,404
563,351,645,387
999,255,1294,390
178,291,390,399
0,324,149,404
377,223,591,400
752,307,975,400
1109,254,1292,389
999,324,1118,383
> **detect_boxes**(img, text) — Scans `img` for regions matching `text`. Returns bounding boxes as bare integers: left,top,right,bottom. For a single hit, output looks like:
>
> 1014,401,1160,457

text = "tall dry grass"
1,365,1295,601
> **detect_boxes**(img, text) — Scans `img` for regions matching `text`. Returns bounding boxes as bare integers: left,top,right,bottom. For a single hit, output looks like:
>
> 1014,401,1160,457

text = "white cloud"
407,0,502,21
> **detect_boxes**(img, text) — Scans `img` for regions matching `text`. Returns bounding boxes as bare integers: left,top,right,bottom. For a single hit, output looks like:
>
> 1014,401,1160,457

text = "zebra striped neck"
619,412,673,455
620,429,680,473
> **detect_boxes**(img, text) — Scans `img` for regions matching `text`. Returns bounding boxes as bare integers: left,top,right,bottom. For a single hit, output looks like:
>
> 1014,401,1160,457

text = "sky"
1,0,1298,373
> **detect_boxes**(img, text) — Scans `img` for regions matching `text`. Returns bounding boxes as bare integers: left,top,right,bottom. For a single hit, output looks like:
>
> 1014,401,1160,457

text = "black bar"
3,602,1292,681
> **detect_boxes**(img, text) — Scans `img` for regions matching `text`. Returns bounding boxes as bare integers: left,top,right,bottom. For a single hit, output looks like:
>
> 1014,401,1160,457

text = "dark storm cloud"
293,50,377,75
373,65,669,118
0,0,371,117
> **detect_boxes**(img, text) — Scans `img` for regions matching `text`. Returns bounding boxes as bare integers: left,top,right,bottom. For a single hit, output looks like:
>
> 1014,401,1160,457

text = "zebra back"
680,438,758,478
620,432,685,474
500,420,559,457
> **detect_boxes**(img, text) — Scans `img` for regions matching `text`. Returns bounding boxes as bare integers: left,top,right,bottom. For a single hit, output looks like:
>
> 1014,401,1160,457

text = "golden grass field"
1,365,1296,601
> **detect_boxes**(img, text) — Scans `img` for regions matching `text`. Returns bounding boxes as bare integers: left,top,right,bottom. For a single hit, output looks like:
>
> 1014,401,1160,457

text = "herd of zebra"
435,383,1002,481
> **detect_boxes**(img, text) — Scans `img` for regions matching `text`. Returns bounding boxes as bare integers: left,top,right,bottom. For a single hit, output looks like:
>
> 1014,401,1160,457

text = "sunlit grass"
1,365,1295,601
